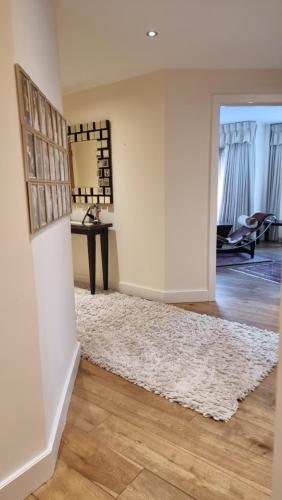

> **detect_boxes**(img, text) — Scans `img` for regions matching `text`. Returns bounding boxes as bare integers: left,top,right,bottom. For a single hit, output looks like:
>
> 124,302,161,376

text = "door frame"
208,93,282,300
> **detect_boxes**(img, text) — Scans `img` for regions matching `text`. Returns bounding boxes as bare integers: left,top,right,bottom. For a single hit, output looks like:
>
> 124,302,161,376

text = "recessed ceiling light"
146,31,158,38
248,101,254,104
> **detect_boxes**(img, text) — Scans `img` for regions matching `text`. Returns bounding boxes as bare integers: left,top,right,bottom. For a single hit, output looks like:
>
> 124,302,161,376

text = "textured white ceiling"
56,0,282,95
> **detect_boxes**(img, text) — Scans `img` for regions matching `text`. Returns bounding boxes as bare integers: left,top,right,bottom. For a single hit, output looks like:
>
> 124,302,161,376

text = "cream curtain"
265,123,282,241
218,121,257,229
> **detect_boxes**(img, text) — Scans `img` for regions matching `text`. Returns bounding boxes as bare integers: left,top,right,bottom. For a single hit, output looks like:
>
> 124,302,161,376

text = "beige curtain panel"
218,121,257,230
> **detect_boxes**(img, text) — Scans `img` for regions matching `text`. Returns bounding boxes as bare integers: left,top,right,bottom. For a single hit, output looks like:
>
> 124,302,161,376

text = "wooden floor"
29,244,281,500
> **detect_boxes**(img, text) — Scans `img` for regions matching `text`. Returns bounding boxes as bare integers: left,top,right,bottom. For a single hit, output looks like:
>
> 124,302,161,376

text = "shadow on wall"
108,230,120,289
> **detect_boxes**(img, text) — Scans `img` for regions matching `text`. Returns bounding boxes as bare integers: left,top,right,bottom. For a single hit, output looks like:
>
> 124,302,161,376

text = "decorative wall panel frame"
68,120,113,205
15,64,71,234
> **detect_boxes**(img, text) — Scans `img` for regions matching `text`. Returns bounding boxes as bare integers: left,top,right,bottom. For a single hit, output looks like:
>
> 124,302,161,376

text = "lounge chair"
217,212,276,258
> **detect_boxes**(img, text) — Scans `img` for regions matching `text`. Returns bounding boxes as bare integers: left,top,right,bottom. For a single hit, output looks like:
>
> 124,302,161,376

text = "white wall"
220,105,282,123
0,0,46,482
164,70,282,297
65,69,282,300
11,0,78,436
64,72,165,294
11,0,62,109
0,0,78,496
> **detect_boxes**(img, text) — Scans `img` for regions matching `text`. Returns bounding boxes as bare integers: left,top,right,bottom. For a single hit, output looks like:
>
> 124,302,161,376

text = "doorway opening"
213,103,282,329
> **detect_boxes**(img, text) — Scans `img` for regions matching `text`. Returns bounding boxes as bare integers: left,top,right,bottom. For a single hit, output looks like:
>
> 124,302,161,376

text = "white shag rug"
75,288,279,421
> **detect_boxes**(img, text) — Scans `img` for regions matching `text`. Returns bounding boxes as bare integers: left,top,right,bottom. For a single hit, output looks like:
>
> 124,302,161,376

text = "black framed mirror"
68,119,113,205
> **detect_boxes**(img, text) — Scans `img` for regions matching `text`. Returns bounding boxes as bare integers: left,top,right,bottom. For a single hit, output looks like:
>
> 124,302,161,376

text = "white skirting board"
0,342,80,500
74,274,209,303
118,281,209,303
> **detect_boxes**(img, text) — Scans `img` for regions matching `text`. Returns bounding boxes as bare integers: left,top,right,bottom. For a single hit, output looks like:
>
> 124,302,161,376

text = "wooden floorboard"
30,243,281,499
34,461,115,499
119,470,195,499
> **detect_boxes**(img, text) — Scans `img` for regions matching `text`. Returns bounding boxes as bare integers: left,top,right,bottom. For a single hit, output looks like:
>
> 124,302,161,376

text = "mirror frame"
68,119,113,205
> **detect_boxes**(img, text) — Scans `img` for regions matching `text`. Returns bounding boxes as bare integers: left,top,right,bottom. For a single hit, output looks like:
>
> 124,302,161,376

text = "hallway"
29,247,280,499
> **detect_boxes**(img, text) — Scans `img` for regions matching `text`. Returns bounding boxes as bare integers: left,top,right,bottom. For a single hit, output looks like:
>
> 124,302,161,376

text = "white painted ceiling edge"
220,105,282,124
56,0,282,94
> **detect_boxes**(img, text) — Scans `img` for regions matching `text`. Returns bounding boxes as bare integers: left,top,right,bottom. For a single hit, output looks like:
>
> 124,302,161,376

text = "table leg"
100,229,109,290
87,233,96,294
250,240,255,258
256,228,261,244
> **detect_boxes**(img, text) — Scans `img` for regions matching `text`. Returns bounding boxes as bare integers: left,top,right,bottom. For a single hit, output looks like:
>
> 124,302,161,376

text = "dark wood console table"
71,222,113,294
